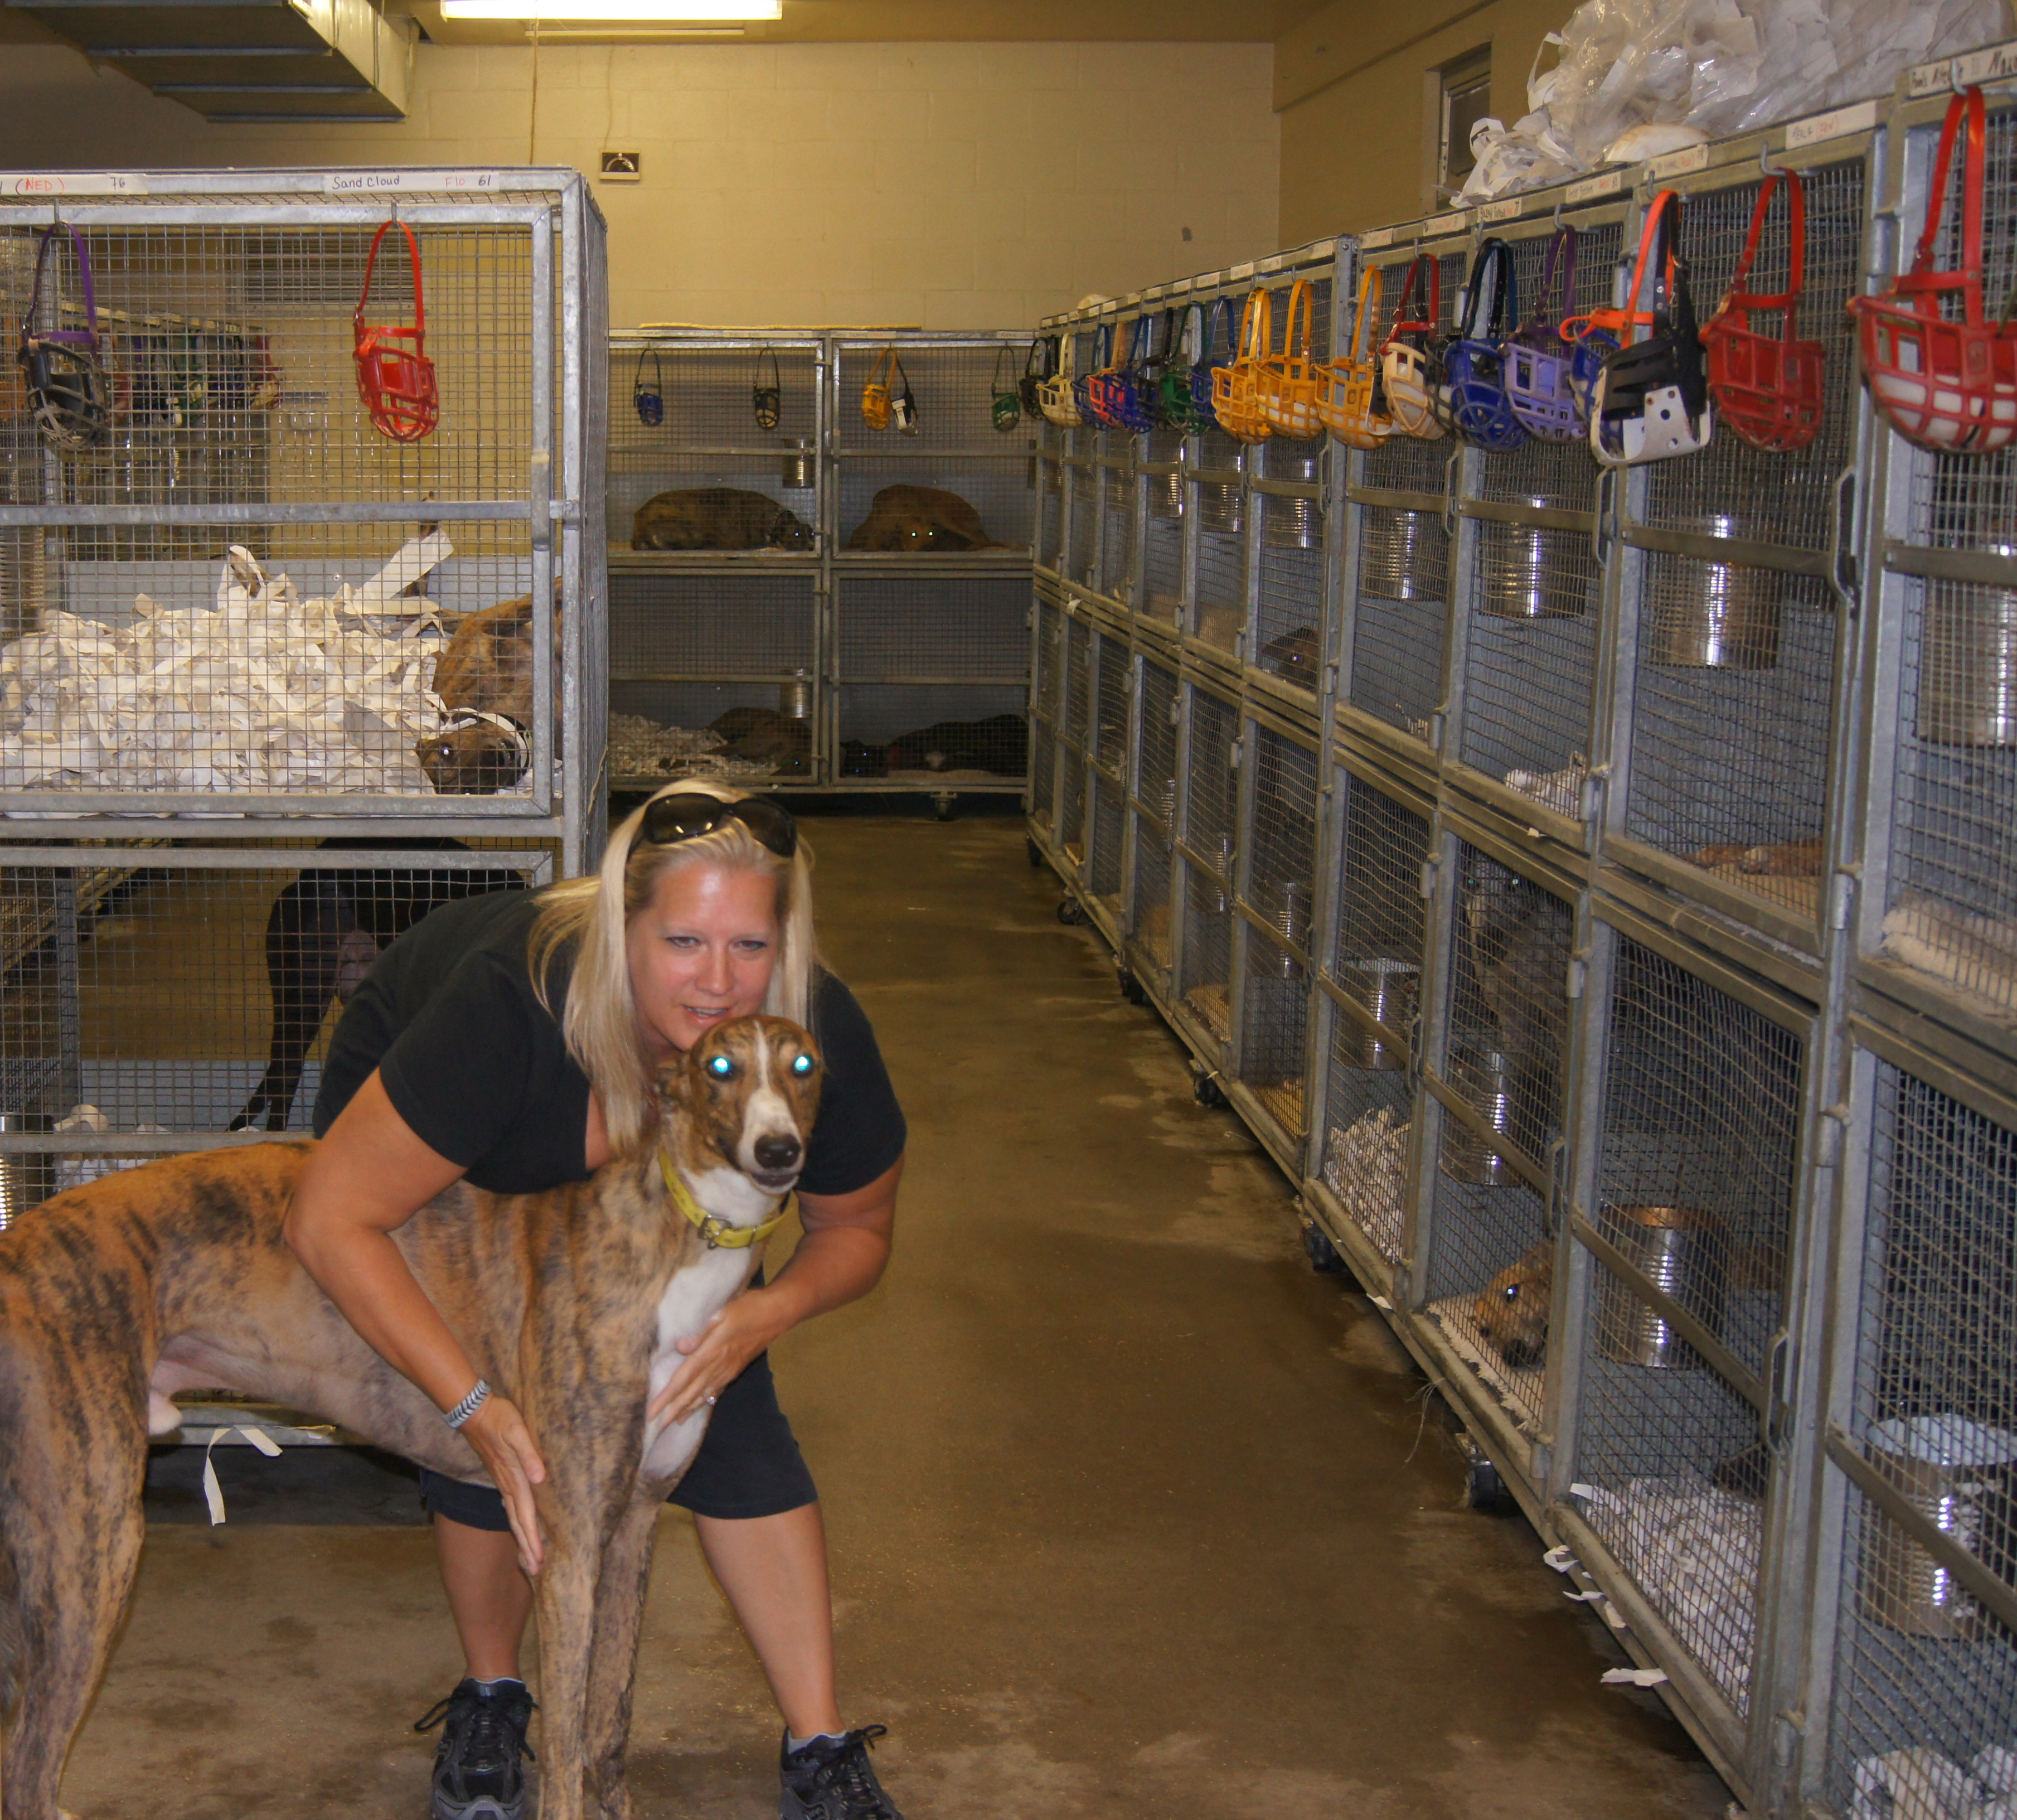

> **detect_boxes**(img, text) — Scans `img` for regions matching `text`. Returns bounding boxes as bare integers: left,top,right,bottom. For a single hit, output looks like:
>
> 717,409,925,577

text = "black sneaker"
779,1725,904,1820
414,1678,538,1820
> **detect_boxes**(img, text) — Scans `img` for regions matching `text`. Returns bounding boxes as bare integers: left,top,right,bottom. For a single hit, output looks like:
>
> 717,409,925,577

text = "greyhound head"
676,1015,824,1195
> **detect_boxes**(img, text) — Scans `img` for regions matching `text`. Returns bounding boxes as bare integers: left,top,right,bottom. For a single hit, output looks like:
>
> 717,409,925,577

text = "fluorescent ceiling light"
440,0,777,16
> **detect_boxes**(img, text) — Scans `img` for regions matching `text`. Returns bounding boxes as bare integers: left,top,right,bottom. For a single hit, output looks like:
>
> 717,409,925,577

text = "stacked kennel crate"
0,172,607,1277
607,332,825,786
604,330,1034,807
1032,51,2017,1809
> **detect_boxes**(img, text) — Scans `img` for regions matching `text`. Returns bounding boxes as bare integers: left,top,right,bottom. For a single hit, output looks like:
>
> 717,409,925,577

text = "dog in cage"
228,841,525,1134
630,486,816,553
1462,854,1574,1167
419,591,561,794
843,483,1009,552
1474,1241,1555,1369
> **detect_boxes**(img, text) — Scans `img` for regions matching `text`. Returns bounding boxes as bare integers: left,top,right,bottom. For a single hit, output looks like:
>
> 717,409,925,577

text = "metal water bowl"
1102,467,1132,514
1147,469,1184,521
1859,1414,2017,1639
1593,1206,1727,1369
1197,448,1245,538
1441,1044,1519,1184
1360,509,1446,601
1918,559,2017,747
1264,451,1322,552
778,668,813,721
1480,500,1582,619
1644,517,1781,669
1335,958,1417,1071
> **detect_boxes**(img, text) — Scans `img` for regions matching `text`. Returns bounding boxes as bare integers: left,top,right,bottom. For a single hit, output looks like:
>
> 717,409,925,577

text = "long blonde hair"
530,780,817,1156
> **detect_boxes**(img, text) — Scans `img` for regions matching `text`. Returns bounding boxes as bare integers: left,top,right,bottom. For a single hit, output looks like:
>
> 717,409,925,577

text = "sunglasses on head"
637,791,798,859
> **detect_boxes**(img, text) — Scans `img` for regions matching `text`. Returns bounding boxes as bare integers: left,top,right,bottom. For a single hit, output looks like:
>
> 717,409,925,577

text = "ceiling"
414,0,1331,50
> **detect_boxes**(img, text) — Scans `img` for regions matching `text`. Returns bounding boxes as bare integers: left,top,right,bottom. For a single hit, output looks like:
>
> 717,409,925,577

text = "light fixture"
440,0,777,17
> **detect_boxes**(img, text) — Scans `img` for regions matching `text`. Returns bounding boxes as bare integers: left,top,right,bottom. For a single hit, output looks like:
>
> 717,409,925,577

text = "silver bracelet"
444,1378,491,1430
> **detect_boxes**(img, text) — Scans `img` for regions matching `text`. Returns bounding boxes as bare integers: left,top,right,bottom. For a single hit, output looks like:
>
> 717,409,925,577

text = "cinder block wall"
0,37,1281,330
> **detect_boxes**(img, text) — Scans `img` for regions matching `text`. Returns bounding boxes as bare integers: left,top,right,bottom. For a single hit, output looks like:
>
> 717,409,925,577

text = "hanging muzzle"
1315,265,1391,449
1848,85,2017,454
1565,190,1711,468
889,352,919,435
1702,164,1826,453
1379,254,1446,442
990,344,1023,432
753,347,782,432
633,347,664,427
1434,237,1527,451
353,218,440,444
1504,226,1594,443
861,345,896,431
17,220,110,454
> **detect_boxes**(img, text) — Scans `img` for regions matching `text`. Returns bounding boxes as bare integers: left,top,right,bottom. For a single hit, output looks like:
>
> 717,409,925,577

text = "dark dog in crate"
709,706,813,777
843,484,1008,553
1463,854,1573,1162
838,739,890,778
1259,625,1320,688
631,486,816,553
1474,1241,1554,1369
228,840,525,1133
888,713,1027,775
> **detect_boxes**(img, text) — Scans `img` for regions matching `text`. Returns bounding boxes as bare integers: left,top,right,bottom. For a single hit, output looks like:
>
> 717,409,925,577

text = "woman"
284,782,908,1820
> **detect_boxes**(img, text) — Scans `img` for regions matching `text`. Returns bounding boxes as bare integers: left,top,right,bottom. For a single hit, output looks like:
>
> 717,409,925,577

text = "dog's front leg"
581,1489,667,1820
528,1522,601,1820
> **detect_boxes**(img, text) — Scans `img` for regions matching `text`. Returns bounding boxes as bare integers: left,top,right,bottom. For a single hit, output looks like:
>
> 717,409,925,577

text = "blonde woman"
284,783,909,1820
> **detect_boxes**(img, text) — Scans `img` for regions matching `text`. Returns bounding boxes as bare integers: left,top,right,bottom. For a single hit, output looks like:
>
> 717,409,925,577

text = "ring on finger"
704,1393,717,1406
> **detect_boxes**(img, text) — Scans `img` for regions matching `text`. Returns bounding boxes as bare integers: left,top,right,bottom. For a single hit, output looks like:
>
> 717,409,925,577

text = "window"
1438,49,1493,198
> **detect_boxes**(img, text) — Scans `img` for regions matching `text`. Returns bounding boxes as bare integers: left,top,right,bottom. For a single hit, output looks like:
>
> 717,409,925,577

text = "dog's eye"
791,1054,813,1076
1503,1284,1521,1301
706,1056,735,1079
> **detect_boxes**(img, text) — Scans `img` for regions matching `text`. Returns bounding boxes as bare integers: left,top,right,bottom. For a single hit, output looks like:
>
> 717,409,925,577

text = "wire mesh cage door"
607,570,821,788
1854,88,2017,1045
1176,680,1242,1056
1558,908,1812,1777
1232,713,1321,1157
1095,430,1138,609
1339,244,1465,764
1139,422,1186,628
1310,746,1435,1276
1082,622,1132,933
1415,819,1580,1449
1253,438,1327,707
1445,202,1627,840
1036,419,1065,575
1029,588,1066,839
0,178,600,861
832,569,1030,790
831,335,1035,559
1128,654,1182,996
1187,339,1251,662
1810,1033,2017,1820
605,335,822,560
0,844,555,1205
1053,608,1093,878
1607,134,1875,952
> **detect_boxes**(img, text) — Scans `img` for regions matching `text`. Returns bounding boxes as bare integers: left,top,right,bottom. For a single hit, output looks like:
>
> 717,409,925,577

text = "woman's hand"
458,1393,549,1577
649,1287,789,1425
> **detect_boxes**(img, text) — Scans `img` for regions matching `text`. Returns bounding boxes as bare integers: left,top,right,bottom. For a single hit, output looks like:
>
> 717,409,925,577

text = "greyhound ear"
654,1062,684,1103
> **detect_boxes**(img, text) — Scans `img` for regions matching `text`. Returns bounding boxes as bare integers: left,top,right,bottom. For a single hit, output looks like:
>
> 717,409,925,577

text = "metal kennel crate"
0,843,554,1192
1850,74,2017,1069
1124,648,1183,1000
0,169,608,865
1172,675,1243,1066
1598,124,1876,959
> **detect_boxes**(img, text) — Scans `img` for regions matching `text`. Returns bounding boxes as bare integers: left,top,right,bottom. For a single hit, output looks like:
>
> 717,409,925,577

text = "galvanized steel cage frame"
1029,48,2017,1816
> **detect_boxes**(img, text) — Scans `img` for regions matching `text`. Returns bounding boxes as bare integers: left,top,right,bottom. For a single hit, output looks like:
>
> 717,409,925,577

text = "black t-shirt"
312,889,905,1198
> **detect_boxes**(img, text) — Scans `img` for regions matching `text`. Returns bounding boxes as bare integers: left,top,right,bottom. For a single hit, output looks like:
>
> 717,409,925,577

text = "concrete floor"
63,815,1734,1820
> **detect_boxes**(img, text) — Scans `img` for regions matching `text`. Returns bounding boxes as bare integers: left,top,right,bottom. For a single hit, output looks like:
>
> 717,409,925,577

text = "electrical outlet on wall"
600,152,642,182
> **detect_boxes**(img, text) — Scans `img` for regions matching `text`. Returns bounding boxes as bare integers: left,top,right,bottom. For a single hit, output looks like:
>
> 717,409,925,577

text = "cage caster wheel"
1461,1437,1517,1516
1026,836,1044,869
1116,966,1147,1005
1193,1072,1226,1109
1056,897,1086,926
932,792,957,822
1298,1213,1343,1275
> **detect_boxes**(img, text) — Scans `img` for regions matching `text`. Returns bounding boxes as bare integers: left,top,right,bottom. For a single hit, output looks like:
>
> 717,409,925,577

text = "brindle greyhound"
0,1014,821,1820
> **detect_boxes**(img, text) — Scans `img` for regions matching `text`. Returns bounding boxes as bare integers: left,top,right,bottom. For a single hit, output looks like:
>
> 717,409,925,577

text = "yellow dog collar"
659,1151,789,1250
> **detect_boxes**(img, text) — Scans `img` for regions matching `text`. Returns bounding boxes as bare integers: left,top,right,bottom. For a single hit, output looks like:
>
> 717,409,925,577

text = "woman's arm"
285,1069,551,1574
651,1154,905,1423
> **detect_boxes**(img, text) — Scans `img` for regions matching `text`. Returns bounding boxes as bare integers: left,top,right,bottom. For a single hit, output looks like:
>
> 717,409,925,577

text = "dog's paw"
147,1391,185,1437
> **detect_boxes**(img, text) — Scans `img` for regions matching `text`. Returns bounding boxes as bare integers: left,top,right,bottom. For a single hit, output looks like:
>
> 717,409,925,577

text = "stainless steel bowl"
1918,560,2017,747
1643,517,1780,669
1441,1044,1519,1184
1335,958,1417,1071
1593,1205,1727,1369
1480,499,1582,619
1360,508,1447,602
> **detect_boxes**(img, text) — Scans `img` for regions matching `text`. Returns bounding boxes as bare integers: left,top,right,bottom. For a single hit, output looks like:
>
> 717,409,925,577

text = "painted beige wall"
1276,0,1567,242
0,38,1279,331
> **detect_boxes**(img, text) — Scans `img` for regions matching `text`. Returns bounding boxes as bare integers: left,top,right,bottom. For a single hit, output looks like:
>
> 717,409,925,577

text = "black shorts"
417,1348,818,1530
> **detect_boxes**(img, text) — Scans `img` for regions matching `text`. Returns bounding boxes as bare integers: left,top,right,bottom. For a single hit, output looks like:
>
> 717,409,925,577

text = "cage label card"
1951,41,2017,88
1784,99,1879,150
3,173,149,196
1565,171,1625,203
1650,144,1710,178
323,170,508,195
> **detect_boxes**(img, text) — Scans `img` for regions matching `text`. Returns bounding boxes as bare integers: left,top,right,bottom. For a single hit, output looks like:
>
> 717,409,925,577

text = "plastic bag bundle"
1459,0,2011,204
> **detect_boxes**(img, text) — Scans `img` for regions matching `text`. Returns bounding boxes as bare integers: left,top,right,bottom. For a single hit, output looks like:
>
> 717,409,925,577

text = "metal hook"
1553,195,1566,229
1759,141,1790,179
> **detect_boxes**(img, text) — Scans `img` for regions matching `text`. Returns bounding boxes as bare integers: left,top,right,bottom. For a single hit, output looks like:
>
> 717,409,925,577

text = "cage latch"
1418,856,1438,901
1814,1102,1851,1170
1827,868,1857,932
1167,696,1181,728
1580,763,1609,824
1763,1329,1795,1456
1228,737,1244,769
1564,950,1589,1000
